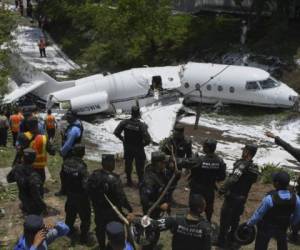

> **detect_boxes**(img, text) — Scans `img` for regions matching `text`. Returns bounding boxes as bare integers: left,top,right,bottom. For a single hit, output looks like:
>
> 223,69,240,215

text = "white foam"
181,114,300,169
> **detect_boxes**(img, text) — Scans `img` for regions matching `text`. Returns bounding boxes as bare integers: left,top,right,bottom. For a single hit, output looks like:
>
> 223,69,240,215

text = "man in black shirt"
160,124,193,199
114,106,151,186
87,154,133,249
140,152,172,219
63,144,91,244
155,194,212,250
179,139,226,222
8,148,46,215
216,144,260,248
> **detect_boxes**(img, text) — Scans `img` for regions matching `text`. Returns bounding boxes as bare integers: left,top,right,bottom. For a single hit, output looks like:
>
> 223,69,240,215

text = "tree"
0,9,17,97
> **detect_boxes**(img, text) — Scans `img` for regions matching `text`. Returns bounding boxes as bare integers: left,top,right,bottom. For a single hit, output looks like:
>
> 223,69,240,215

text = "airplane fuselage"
48,62,298,115
4,62,298,115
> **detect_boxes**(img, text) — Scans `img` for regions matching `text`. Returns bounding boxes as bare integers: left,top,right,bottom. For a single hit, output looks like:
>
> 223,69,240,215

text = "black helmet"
26,117,39,131
23,148,36,164
63,110,77,122
151,151,166,164
203,139,217,153
234,223,256,245
243,144,258,157
131,106,140,118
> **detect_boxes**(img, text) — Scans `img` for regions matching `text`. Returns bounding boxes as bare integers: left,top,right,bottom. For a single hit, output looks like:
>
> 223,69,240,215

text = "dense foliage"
37,0,240,73
0,9,17,96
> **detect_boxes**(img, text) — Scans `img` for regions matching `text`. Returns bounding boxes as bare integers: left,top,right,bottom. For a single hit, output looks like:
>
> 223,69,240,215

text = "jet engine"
64,91,109,115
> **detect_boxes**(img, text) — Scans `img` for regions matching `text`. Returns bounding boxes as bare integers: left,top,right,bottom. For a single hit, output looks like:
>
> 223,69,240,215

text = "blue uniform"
248,190,300,250
60,120,82,157
247,190,300,226
124,241,134,250
14,221,69,250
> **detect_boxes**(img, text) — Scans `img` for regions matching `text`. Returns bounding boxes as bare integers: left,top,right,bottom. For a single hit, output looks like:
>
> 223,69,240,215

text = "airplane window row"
206,84,235,93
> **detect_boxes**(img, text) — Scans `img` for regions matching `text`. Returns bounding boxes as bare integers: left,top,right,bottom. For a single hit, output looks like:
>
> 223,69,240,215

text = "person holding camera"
14,215,69,250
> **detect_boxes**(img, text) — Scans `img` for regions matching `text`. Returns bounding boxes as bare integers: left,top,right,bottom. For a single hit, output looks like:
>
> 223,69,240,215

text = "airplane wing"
2,80,47,104
141,100,183,143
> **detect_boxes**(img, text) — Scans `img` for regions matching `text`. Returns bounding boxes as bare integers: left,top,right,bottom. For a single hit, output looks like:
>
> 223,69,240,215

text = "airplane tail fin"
4,54,75,104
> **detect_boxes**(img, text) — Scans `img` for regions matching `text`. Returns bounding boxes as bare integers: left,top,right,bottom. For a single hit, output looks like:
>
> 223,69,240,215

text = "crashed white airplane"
3,62,298,115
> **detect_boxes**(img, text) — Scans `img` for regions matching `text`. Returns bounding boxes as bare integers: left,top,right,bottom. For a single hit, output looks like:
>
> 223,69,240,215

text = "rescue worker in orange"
38,37,46,58
10,109,23,147
44,110,56,141
23,117,48,190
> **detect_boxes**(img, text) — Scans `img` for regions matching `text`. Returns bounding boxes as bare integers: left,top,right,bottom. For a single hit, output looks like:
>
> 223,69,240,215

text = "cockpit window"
246,81,260,90
259,77,280,89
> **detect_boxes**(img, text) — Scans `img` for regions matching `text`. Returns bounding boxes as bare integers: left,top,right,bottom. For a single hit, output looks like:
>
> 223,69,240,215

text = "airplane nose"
274,84,298,108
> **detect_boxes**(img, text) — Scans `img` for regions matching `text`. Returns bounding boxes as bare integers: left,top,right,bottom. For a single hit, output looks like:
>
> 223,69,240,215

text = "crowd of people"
1,104,300,250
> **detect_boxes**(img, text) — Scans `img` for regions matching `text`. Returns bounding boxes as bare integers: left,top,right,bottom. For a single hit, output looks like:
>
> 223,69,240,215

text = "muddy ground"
0,126,300,250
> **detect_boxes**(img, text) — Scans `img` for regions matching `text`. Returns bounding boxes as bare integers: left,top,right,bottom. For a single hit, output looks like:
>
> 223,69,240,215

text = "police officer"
114,106,151,186
246,171,300,250
265,131,300,242
139,152,172,250
7,148,46,215
87,154,133,249
63,144,91,244
56,110,83,196
105,221,134,250
60,110,83,158
216,144,260,248
179,139,226,222
160,124,192,158
14,215,70,250
290,176,300,242
140,152,172,219
155,194,212,250
160,124,192,199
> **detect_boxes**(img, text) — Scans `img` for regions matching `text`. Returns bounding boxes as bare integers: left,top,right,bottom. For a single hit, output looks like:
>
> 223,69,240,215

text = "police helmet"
189,193,206,213
106,222,125,245
26,117,39,131
23,148,36,164
24,215,43,233
174,124,184,133
243,144,258,157
17,133,30,148
151,151,166,164
203,138,217,153
102,154,115,168
131,106,141,118
234,223,256,245
63,110,77,122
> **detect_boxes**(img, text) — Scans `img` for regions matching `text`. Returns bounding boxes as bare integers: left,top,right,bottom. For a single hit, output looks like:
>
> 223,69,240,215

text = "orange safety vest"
10,114,22,132
24,132,48,169
45,115,56,129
